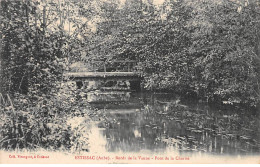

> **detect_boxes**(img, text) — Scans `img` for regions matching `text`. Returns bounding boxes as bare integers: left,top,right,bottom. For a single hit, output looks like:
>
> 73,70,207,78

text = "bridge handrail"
91,60,138,72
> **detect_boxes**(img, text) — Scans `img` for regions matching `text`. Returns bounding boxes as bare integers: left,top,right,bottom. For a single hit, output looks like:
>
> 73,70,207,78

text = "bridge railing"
91,60,138,73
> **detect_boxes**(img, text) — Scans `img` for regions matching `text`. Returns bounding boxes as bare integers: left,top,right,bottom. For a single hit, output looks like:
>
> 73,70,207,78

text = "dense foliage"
0,0,94,151
1,0,259,106
0,83,92,151
87,0,260,107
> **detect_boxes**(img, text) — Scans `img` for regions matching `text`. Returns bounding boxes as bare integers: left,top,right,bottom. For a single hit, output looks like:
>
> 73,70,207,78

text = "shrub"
0,82,92,152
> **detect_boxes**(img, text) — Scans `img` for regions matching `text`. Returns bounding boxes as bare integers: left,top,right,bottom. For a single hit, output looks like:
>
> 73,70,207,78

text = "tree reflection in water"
90,92,260,155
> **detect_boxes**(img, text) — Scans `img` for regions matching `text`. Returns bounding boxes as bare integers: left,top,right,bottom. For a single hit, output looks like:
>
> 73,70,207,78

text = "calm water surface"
87,92,260,156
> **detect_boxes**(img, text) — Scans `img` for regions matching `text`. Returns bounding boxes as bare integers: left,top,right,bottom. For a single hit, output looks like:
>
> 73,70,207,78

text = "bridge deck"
65,72,142,78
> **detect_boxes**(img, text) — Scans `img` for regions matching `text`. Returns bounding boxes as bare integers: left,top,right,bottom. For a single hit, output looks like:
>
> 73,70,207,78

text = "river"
86,91,260,156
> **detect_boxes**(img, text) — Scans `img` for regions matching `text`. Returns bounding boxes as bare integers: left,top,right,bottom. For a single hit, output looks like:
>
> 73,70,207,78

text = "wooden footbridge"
65,72,141,81
64,60,143,91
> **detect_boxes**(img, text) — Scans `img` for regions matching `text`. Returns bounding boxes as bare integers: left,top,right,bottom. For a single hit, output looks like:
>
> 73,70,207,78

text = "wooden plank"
92,60,137,63
64,72,141,78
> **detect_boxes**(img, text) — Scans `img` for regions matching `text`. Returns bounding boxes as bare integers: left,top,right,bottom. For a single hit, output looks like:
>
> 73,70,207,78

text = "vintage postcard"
0,0,260,164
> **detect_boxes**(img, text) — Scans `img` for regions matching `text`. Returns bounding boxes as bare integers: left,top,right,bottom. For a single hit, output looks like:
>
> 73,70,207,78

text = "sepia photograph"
0,0,260,164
